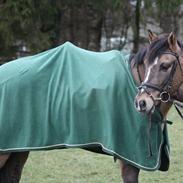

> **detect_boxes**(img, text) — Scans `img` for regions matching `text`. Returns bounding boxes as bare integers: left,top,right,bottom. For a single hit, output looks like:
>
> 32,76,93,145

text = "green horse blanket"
0,42,169,171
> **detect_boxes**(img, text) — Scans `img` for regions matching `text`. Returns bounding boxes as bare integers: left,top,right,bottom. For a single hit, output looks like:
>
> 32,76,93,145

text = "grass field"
20,108,183,183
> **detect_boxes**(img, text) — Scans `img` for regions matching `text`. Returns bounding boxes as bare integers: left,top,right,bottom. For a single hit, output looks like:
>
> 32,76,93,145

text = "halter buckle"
160,91,170,103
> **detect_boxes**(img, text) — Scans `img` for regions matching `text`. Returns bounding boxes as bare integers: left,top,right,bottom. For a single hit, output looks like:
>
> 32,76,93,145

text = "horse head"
135,31,183,114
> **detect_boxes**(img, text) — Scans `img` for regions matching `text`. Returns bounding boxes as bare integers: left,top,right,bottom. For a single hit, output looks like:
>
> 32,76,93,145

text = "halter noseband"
138,51,183,103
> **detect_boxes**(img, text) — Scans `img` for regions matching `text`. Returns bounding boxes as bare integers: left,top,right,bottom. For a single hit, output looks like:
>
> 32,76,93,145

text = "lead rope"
147,114,153,157
137,65,153,157
136,63,154,156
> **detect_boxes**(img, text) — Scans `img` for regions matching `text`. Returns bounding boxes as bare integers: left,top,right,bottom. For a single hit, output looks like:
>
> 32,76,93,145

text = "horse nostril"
139,100,146,110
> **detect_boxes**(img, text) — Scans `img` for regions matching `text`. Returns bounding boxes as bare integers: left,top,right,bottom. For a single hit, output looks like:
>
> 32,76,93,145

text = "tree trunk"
57,3,103,51
132,0,141,53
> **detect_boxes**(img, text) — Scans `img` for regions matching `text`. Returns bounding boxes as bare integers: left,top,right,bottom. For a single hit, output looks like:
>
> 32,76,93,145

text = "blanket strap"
147,115,153,157
166,120,173,125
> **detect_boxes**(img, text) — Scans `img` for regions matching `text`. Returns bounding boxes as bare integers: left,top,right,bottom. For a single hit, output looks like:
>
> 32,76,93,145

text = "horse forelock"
129,35,183,67
147,35,183,65
147,37,169,64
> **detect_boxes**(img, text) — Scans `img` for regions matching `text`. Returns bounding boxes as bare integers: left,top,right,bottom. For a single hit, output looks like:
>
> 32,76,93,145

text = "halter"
138,51,183,103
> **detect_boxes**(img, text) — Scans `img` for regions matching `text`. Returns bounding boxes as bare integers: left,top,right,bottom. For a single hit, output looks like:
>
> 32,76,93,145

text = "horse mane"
129,47,147,67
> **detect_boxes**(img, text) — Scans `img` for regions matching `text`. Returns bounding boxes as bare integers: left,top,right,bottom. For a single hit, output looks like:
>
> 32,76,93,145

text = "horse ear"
168,32,180,52
148,29,158,43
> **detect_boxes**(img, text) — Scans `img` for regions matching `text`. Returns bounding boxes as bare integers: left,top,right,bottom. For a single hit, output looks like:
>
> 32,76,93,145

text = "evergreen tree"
0,0,183,62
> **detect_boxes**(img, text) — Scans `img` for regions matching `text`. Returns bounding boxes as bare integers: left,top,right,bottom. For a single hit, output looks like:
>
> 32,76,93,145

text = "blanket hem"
0,141,163,171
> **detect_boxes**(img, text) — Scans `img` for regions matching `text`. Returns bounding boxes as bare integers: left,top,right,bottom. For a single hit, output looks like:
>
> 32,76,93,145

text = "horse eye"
160,63,171,72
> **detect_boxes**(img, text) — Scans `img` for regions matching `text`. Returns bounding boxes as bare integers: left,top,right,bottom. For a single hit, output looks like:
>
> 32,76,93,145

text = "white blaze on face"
138,57,159,95
136,57,159,113
144,57,159,83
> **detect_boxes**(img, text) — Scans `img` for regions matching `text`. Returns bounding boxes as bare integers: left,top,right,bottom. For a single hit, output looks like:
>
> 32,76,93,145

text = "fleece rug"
0,42,169,171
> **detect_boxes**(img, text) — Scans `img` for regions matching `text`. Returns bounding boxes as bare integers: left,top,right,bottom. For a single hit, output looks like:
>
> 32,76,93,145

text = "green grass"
20,108,183,183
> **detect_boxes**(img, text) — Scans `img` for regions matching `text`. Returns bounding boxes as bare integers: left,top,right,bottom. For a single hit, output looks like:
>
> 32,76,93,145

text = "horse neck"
130,62,172,119
159,102,172,118
176,83,183,102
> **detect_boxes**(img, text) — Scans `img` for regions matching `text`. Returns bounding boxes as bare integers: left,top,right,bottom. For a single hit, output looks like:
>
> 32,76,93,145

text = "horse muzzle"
134,92,155,114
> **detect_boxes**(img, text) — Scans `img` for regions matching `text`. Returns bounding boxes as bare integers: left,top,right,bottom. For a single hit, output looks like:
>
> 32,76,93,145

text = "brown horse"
0,31,175,183
135,31,183,115
134,31,183,183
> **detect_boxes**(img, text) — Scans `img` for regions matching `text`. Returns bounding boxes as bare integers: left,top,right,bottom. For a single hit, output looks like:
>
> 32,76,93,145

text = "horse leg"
120,160,140,183
0,153,10,169
0,152,29,183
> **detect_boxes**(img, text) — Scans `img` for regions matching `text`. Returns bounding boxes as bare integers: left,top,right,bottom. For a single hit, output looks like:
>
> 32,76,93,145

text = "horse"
0,31,171,183
134,31,183,183
135,31,183,115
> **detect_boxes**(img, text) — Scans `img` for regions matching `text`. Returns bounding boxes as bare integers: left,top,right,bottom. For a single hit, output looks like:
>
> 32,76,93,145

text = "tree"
156,0,182,33
0,0,119,62
132,0,141,53
55,1,103,51
0,0,54,62
131,0,183,53
0,0,183,62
